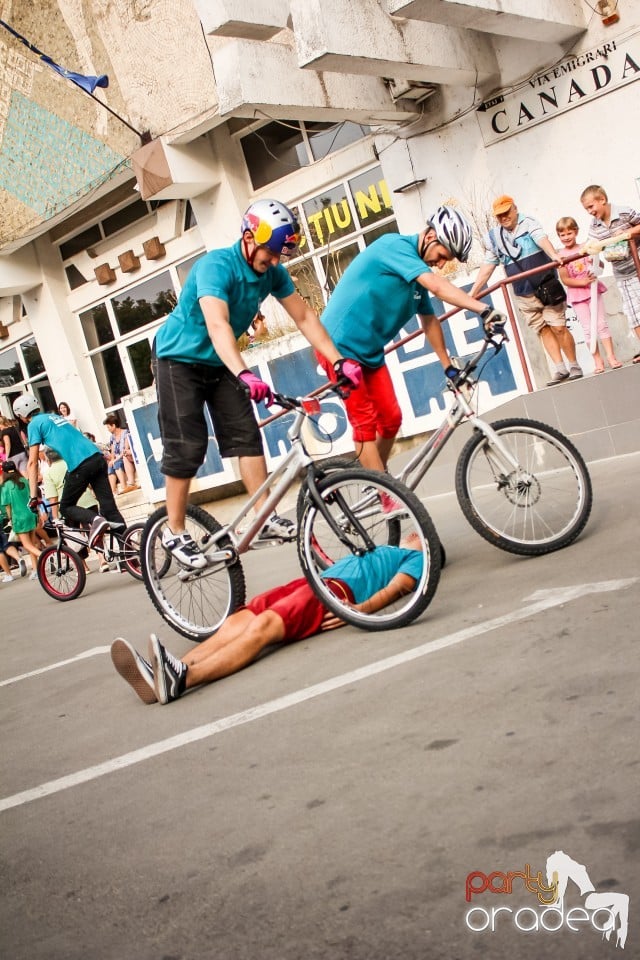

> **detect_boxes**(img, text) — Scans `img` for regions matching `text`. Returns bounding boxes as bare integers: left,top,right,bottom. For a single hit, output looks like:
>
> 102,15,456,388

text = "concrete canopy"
290,0,498,86
385,0,587,43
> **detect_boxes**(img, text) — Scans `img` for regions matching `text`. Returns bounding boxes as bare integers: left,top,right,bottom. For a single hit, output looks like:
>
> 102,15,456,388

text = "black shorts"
155,358,263,479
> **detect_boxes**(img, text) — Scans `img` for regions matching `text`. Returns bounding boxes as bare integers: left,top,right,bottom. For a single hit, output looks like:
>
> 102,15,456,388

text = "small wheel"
37,545,86,601
298,468,441,631
118,522,147,581
140,503,246,641
455,418,593,555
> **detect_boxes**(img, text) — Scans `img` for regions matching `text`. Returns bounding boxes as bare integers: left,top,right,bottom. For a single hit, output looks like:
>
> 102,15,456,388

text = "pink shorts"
316,353,402,443
245,576,354,641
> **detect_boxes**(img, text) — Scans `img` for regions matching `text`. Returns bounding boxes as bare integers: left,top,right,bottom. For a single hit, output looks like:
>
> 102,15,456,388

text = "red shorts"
245,576,354,641
316,353,402,443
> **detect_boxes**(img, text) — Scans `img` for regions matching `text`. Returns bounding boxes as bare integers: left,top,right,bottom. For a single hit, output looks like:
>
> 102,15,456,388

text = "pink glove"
333,358,363,389
237,369,273,406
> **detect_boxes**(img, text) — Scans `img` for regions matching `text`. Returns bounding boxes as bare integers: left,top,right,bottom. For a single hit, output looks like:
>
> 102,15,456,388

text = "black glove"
28,496,40,514
481,307,507,335
444,364,465,385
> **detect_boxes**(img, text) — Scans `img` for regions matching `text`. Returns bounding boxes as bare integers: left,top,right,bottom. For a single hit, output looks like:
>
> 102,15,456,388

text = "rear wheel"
140,504,246,641
37,545,86,601
298,468,441,631
118,522,146,580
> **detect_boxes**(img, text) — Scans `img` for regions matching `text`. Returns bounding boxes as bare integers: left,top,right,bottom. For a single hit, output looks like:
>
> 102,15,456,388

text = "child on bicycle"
111,536,424,705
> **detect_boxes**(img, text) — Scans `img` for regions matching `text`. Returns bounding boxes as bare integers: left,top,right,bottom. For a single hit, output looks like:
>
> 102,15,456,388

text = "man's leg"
86,457,126,526
183,609,285,686
61,456,106,527
538,324,563,364
165,475,193,534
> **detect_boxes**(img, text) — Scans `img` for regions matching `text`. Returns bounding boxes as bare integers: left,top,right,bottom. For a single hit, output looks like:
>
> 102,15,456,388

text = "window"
76,252,198,414
0,339,53,415
286,165,397,313
241,120,370,190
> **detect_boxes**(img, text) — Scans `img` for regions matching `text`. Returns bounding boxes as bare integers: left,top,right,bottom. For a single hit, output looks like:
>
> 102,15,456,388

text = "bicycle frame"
396,335,523,493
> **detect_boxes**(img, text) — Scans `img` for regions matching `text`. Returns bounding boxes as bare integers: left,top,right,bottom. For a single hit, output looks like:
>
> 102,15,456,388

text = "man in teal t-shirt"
317,206,505,473
152,199,361,571
13,395,124,548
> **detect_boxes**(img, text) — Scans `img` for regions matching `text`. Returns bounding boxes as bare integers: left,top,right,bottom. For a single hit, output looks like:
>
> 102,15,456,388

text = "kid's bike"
37,518,146,601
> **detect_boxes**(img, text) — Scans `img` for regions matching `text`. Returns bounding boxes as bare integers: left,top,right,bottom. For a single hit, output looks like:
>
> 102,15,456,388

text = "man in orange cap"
470,196,582,386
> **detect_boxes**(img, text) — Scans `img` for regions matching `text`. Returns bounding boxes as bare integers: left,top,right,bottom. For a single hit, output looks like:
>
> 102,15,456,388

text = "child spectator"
0,416,29,475
581,184,640,362
0,460,42,579
556,217,622,373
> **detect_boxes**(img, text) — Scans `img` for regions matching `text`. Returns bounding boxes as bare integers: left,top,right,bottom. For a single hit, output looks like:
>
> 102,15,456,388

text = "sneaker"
149,633,188,705
2,574,14,583
546,370,570,386
110,637,157,705
18,557,27,578
161,528,207,570
88,515,110,549
257,513,297,541
29,571,39,581
567,365,583,381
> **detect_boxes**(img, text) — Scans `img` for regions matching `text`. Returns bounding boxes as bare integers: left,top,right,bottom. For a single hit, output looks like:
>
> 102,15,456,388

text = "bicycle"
310,330,593,557
140,381,442,641
37,518,147,601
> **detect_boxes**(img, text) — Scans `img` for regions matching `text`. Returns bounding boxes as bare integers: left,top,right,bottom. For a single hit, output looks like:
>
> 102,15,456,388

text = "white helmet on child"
13,393,40,419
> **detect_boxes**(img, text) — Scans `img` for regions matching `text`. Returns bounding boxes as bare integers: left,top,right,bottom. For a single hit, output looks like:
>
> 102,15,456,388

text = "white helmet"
13,393,40,419
241,199,300,255
428,205,473,263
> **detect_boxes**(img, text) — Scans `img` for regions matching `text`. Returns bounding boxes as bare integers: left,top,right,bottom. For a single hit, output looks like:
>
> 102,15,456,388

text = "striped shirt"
587,203,640,279
481,214,555,297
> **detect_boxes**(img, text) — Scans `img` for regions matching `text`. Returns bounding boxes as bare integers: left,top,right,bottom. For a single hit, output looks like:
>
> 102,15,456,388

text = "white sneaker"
88,515,110,549
161,528,207,570
2,574,14,583
257,513,297,541
29,571,39,581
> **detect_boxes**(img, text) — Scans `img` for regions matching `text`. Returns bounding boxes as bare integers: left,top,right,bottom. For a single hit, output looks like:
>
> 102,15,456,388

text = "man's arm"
279,292,342,365
469,262,498,299
537,235,563,266
200,295,250,376
417,271,495,317
355,571,417,615
27,445,40,500
418,313,450,367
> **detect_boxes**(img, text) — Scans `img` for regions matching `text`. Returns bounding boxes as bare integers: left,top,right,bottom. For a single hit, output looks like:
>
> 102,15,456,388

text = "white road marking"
0,578,635,814
0,647,111,687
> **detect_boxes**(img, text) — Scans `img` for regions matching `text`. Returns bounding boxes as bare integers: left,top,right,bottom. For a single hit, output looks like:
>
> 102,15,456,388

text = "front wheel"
37,545,86,601
298,468,441,631
118,521,146,580
140,504,246,641
455,418,592,556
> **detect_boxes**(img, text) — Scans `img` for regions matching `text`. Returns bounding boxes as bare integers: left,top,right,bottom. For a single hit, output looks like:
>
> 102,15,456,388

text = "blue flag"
0,20,109,95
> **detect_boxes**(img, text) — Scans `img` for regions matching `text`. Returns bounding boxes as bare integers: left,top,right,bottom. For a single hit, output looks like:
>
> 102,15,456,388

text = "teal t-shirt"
322,545,423,603
320,233,433,368
27,414,100,471
155,241,295,366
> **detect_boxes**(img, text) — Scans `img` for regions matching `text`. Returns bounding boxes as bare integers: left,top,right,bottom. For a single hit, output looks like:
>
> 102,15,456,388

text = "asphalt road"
1,452,638,960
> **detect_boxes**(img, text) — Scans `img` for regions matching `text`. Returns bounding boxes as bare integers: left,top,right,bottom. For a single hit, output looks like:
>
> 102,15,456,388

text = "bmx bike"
311,330,593,557
140,381,442,641
36,518,146,601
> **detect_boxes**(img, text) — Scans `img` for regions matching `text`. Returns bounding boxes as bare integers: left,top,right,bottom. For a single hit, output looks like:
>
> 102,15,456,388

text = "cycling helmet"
427,205,473,263
13,393,40,419
241,199,301,255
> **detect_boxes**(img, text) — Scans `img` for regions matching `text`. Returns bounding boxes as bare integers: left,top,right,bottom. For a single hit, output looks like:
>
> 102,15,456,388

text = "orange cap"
492,195,515,216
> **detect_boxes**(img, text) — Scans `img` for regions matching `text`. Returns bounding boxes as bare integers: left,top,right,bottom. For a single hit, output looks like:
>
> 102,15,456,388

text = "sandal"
633,354,640,364
608,359,623,369
593,367,605,374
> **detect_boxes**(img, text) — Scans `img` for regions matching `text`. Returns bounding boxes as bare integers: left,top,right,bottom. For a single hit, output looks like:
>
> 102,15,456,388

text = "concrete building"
0,0,639,499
